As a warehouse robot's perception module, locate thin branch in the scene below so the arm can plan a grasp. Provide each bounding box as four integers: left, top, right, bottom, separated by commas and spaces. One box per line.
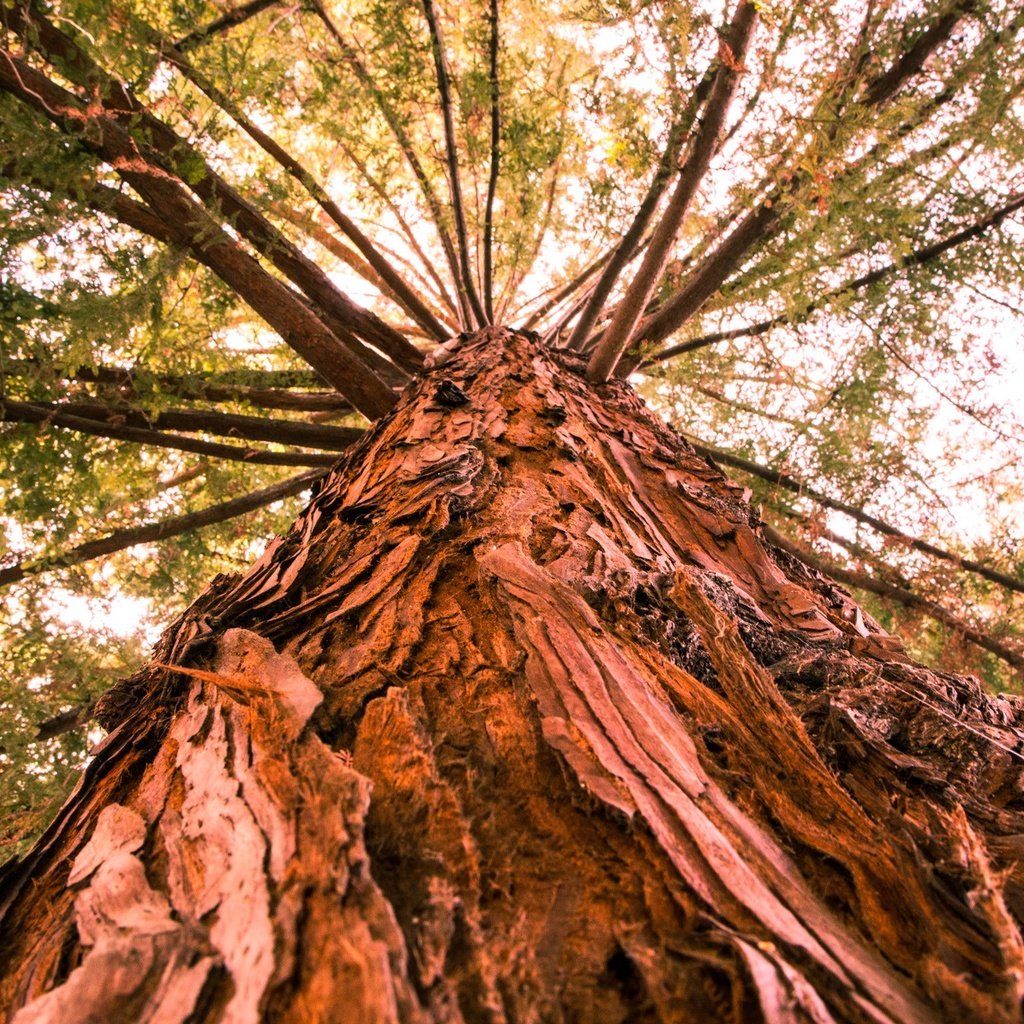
587, 0, 759, 382
174, 0, 283, 52
764, 525, 1024, 674
1, 360, 338, 400
1, 399, 339, 466
483, 0, 500, 323
308, 0, 468, 324
151, 26, 444, 347
24, 401, 363, 451
420, 0, 487, 328
0, 469, 327, 589
517, 250, 612, 331
335, 140, 459, 317
566, 58, 717, 352
646, 190, 1024, 364
272, 201, 452, 331
692, 439, 1024, 596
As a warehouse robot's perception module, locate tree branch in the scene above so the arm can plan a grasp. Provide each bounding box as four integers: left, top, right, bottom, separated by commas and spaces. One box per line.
566, 53, 720, 352
646, 189, 1024, 364
0, 47, 397, 419
693, 439, 1024, 596
860, 0, 976, 108
23, 401, 363, 451
629, 0, 978, 359
308, 0, 468, 324
764, 524, 1024, 674
151, 25, 444, 347
1, 361, 352, 414
0, 468, 327, 589
587, 0, 759, 382
1, 400, 338, 466
517, 250, 613, 331
3, 5, 419, 376
483, 0, 500, 323
334, 140, 459, 318
420, 0, 488, 328
174, 0, 284, 52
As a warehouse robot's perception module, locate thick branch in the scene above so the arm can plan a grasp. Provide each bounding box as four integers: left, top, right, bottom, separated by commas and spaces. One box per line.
0, 469, 326, 589
421, 0, 488, 328
3, 6, 419, 376
1, 400, 338, 466
695, 440, 1024, 596
631, 0, 978, 357
587, 1, 759, 382
0, 49, 397, 419
861, 0, 977, 108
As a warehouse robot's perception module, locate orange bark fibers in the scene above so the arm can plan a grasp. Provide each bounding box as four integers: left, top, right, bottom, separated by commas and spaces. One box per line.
2, 330, 1024, 1023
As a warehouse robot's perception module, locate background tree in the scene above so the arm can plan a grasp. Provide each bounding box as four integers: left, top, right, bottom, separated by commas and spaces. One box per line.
1, 0, 1024, 1018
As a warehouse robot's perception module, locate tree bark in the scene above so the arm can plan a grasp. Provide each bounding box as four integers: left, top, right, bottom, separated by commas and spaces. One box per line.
2, 330, 1023, 1023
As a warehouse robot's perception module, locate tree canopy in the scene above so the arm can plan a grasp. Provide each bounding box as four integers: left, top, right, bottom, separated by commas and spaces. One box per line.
2, 0, 1023, 854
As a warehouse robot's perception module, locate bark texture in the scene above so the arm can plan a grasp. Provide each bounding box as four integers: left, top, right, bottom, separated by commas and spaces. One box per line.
3, 330, 1024, 1023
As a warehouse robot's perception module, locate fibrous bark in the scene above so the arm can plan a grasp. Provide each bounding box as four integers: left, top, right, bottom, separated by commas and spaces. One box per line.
2, 330, 1023, 1023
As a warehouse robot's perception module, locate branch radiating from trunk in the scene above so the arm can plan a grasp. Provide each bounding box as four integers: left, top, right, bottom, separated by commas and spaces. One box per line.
0, 469, 326, 588
483, 0, 501, 323
860, 0, 977, 108
1, 361, 350, 412
694, 439, 1024, 596
1, 400, 338, 466
22, 401, 363, 451
565, 57, 719, 352
629, 0, 980, 358
421, 0, 488, 328
646, 189, 1024, 364
150, 28, 445, 347
0, 50, 398, 418
586, 1, 759, 382
2, 6, 421, 376
173, 0, 283, 52
308, 0, 471, 326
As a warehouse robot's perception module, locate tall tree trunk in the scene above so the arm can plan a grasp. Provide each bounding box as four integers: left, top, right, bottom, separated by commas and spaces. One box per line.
2, 329, 1023, 1023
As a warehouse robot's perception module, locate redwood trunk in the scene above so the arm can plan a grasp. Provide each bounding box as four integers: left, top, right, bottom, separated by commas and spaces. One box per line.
2, 330, 1023, 1023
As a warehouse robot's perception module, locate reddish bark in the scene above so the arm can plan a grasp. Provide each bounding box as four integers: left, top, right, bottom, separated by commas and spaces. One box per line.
2, 331, 1023, 1022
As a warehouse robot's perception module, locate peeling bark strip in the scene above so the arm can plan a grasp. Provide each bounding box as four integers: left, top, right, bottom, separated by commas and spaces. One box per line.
3, 331, 1024, 1022
6, 631, 420, 1024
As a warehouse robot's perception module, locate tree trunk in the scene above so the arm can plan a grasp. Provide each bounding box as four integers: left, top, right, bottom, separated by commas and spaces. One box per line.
2, 329, 1023, 1023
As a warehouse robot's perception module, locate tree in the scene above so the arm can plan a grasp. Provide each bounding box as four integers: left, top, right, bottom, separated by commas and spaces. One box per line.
1, 0, 1024, 1019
